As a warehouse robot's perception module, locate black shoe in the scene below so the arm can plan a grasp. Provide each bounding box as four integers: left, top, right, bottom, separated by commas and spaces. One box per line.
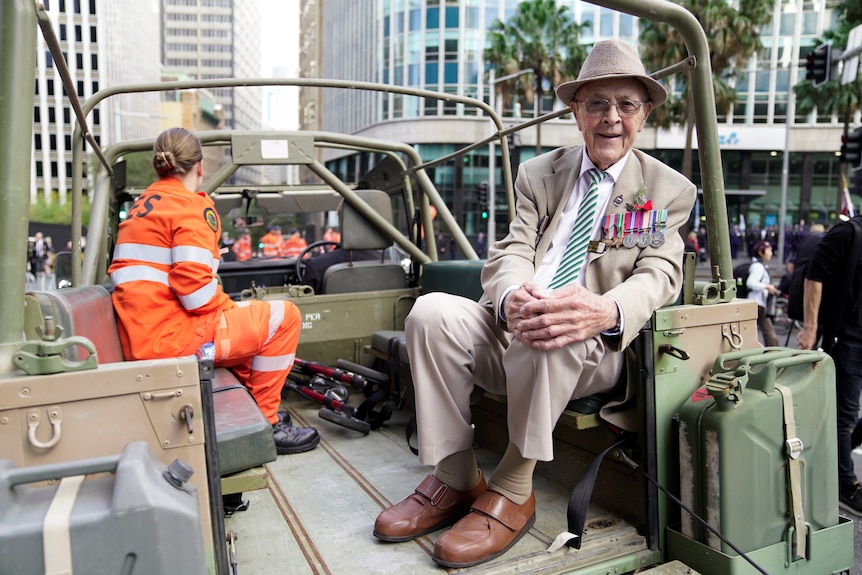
272, 420, 320, 454
223, 492, 250, 517
277, 410, 292, 425
839, 481, 862, 517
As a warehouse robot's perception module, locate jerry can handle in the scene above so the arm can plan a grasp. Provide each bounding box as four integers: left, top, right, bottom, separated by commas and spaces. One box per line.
0, 451, 120, 490
745, 351, 829, 394
712, 347, 812, 375
712, 349, 828, 395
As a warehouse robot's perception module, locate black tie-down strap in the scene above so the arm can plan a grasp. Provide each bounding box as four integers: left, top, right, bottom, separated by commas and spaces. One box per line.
548, 436, 630, 552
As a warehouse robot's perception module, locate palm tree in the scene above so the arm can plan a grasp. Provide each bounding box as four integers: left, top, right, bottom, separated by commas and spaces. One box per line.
485, 0, 590, 156
640, 0, 774, 179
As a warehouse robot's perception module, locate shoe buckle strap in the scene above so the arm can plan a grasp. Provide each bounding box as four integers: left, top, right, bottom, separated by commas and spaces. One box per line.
416, 476, 449, 505
471, 492, 529, 531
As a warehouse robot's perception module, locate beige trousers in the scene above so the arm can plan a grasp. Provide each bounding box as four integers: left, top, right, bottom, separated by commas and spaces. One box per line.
406, 292, 624, 464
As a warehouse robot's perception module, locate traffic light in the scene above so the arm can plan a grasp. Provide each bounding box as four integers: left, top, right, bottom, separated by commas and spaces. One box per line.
477, 182, 489, 220
805, 43, 831, 87
477, 181, 488, 206
843, 127, 862, 172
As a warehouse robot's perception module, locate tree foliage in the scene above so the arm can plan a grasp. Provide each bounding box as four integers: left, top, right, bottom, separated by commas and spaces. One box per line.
640, 0, 774, 177
29, 192, 92, 226
485, 0, 590, 128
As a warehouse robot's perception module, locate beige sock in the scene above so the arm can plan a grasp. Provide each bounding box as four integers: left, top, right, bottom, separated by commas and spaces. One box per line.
434, 449, 480, 491
487, 443, 536, 505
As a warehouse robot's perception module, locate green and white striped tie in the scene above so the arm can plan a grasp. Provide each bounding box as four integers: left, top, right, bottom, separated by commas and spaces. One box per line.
548, 168, 608, 289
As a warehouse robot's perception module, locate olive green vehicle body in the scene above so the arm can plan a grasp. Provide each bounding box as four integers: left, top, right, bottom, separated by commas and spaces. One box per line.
0, 0, 854, 573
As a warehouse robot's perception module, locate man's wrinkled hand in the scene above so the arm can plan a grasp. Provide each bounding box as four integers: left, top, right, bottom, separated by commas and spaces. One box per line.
511, 284, 619, 350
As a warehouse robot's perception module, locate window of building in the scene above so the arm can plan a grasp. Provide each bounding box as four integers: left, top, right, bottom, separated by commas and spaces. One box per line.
59, 23, 66, 41
92, 81, 98, 93
36, 162, 43, 177
77, 81, 84, 95
92, 108, 99, 125
47, 79, 54, 96
600, 8, 614, 37
91, 54, 98, 70
34, 107, 40, 123
73, 0, 80, 14
427, 6, 439, 28
51, 161, 59, 178
49, 108, 56, 123
76, 53, 83, 68
409, 7, 422, 31
445, 3, 459, 29
50, 134, 57, 151
34, 79, 39, 95
45, 51, 53, 68
63, 108, 70, 124
75, 25, 82, 42
89, 0, 95, 15
59, 0, 65, 10
64, 135, 71, 149
35, 134, 42, 150
90, 26, 97, 43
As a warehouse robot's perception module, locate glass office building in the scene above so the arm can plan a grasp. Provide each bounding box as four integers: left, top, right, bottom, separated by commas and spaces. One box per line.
305, 0, 860, 245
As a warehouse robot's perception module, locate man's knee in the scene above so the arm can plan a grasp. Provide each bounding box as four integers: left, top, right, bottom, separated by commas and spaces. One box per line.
406, 292, 474, 336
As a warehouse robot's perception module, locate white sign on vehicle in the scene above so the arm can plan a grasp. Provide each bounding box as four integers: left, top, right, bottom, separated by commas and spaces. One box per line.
261, 139, 290, 159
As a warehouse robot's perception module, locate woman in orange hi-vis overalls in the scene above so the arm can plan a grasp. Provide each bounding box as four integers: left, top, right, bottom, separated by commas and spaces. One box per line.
108, 127, 318, 455
232, 230, 253, 261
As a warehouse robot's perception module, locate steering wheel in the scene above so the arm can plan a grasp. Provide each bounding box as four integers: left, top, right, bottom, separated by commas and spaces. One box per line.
295, 240, 342, 284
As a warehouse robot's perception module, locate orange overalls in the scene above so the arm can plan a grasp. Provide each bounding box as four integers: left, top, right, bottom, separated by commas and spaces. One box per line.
280, 234, 307, 258
232, 235, 253, 261
108, 177, 300, 423
260, 231, 281, 258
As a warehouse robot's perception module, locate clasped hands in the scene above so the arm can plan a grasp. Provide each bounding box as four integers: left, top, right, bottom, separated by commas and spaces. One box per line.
504, 282, 619, 350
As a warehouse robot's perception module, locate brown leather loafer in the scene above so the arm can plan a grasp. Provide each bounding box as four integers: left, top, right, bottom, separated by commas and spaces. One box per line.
432, 490, 536, 568
373, 472, 486, 542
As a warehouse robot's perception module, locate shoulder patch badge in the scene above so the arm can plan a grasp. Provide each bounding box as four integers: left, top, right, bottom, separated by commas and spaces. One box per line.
204, 207, 218, 232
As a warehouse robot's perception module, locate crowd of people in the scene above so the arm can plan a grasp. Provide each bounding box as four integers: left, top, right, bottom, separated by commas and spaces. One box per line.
220, 225, 342, 263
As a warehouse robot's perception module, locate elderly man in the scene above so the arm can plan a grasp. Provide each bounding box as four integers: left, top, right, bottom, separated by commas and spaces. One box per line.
373, 40, 696, 567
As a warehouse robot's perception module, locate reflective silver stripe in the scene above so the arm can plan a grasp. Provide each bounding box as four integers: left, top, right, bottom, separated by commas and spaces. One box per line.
110, 265, 169, 287
173, 245, 219, 270
265, 300, 286, 343
251, 352, 294, 372
113, 243, 172, 265
178, 278, 219, 310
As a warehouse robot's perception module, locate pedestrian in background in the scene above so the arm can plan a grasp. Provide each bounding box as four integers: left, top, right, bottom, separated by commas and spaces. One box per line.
747, 240, 779, 347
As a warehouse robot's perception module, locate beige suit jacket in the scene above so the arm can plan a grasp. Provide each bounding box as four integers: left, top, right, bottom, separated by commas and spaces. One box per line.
481, 146, 696, 349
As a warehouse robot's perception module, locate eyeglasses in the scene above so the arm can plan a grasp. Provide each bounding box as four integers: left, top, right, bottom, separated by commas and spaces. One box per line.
574, 97, 646, 117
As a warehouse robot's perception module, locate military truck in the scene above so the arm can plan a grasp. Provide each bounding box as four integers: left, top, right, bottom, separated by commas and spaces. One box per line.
0, 0, 854, 573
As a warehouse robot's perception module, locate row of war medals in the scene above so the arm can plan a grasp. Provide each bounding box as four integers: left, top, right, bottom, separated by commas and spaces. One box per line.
590, 209, 668, 253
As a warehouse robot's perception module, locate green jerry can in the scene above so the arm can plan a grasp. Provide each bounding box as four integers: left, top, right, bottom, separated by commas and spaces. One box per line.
676, 347, 846, 570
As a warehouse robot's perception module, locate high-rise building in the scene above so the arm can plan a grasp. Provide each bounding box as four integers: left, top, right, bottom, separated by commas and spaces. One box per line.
32, 0, 161, 204
305, 0, 861, 241
161, 0, 263, 185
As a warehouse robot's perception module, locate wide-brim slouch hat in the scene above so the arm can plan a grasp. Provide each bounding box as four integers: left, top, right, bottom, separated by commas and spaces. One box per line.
555, 39, 667, 107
